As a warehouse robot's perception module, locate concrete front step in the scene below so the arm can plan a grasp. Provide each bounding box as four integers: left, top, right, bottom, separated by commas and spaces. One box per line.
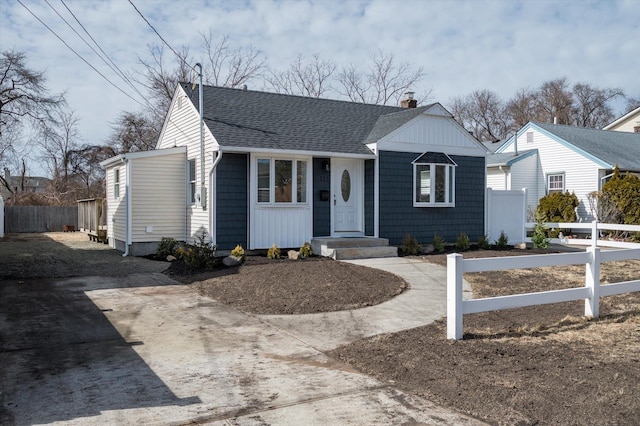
311, 237, 398, 260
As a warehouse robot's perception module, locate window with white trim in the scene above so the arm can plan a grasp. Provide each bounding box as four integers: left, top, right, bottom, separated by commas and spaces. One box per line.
188, 159, 197, 204
113, 168, 120, 199
257, 157, 308, 204
413, 152, 457, 207
547, 173, 564, 194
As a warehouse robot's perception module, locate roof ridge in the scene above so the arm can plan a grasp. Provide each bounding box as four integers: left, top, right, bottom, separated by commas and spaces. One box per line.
179, 81, 409, 111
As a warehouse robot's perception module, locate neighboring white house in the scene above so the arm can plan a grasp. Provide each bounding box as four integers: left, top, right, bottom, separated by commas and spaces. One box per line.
603, 106, 640, 133
487, 122, 640, 221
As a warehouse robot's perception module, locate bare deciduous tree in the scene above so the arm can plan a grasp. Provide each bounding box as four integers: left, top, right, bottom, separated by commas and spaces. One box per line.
450, 90, 509, 142
571, 83, 623, 128
201, 32, 266, 89
109, 111, 158, 154
506, 88, 541, 129
265, 53, 336, 98
38, 108, 80, 186
0, 50, 64, 165
537, 77, 574, 124
337, 50, 427, 105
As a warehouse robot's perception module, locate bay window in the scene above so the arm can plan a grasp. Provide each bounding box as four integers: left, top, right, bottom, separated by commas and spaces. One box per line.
413, 152, 457, 207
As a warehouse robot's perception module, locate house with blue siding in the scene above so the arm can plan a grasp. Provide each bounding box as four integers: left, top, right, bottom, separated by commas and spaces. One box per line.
101, 84, 487, 257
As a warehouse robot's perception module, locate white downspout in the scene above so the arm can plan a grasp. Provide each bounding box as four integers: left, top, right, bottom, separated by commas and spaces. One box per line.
208, 150, 223, 246
499, 165, 508, 190
122, 157, 131, 257
374, 153, 380, 238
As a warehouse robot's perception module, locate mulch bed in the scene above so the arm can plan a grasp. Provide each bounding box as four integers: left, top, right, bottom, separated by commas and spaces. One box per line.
177, 256, 407, 315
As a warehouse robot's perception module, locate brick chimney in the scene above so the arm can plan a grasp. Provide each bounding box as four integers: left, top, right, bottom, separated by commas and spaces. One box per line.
400, 91, 417, 108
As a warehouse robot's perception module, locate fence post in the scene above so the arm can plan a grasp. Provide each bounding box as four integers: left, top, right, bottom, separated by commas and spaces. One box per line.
585, 246, 601, 318
0, 195, 4, 238
521, 188, 528, 245
591, 220, 598, 249
447, 253, 464, 340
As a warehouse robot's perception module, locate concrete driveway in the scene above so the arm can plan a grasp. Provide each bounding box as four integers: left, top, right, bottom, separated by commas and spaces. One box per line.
1, 235, 483, 425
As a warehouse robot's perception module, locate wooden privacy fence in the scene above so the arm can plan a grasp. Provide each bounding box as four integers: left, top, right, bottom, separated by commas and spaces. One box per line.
447, 247, 640, 340
77, 198, 106, 233
3, 205, 77, 233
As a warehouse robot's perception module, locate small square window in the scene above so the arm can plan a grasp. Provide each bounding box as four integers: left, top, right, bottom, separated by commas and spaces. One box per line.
547, 173, 564, 193
526, 131, 534, 143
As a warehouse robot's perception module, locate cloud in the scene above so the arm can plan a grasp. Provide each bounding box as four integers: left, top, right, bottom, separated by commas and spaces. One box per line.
2, 0, 638, 175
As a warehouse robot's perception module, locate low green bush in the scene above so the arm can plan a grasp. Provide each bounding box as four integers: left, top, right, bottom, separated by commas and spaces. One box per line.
455, 232, 470, 251
299, 242, 313, 258
536, 191, 579, 223
433, 234, 445, 253
230, 244, 246, 259
267, 243, 281, 259
401, 233, 421, 255
156, 237, 179, 259
477, 234, 491, 250
494, 231, 509, 248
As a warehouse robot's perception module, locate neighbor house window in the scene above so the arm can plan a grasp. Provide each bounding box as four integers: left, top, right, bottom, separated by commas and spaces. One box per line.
547, 173, 564, 194
114, 168, 120, 199
413, 152, 457, 207
188, 159, 196, 204
526, 131, 534, 143
257, 157, 308, 204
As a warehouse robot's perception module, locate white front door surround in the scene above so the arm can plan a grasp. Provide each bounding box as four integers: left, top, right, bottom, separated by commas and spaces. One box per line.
332, 158, 364, 236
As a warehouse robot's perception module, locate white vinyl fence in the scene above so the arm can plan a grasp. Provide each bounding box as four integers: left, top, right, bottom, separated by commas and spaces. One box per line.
486, 188, 527, 245
525, 220, 640, 249
447, 246, 640, 340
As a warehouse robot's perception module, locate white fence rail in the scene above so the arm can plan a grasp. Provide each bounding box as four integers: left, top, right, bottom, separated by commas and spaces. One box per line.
525, 220, 640, 249
447, 247, 640, 340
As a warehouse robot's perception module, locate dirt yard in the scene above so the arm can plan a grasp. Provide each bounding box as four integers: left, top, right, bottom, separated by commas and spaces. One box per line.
2, 233, 638, 425
0, 232, 168, 280
331, 251, 640, 425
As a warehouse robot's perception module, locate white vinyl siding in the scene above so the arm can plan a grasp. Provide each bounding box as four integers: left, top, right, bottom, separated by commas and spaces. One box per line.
105, 165, 126, 245
129, 153, 186, 242
156, 86, 217, 242
502, 129, 603, 221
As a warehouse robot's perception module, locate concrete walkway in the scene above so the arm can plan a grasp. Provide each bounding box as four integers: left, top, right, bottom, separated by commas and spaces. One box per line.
260, 257, 473, 351
1, 260, 483, 425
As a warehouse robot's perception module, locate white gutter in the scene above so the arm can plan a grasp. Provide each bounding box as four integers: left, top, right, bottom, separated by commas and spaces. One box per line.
122, 157, 131, 257
208, 150, 223, 245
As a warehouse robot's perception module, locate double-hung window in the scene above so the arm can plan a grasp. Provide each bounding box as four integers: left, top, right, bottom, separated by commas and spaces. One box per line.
547, 173, 564, 194
256, 157, 308, 204
188, 159, 197, 204
413, 152, 457, 207
114, 168, 120, 199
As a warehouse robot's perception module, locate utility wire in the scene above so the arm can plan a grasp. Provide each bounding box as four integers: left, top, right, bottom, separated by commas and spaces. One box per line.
127, 0, 195, 71
57, 0, 153, 109
17, 0, 145, 108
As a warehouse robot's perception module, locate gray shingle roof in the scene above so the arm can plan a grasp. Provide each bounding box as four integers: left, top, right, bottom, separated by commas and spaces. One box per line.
534, 122, 640, 171
486, 149, 537, 167
180, 83, 427, 155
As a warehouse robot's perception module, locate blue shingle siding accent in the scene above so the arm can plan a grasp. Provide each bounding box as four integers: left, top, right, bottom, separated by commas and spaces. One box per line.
378, 151, 485, 245
365, 159, 375, 236
216, 153, 248, 250
313, 157, 331, 236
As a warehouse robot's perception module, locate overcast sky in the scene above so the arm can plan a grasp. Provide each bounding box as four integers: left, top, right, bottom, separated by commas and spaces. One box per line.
2, 0, 639, 175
